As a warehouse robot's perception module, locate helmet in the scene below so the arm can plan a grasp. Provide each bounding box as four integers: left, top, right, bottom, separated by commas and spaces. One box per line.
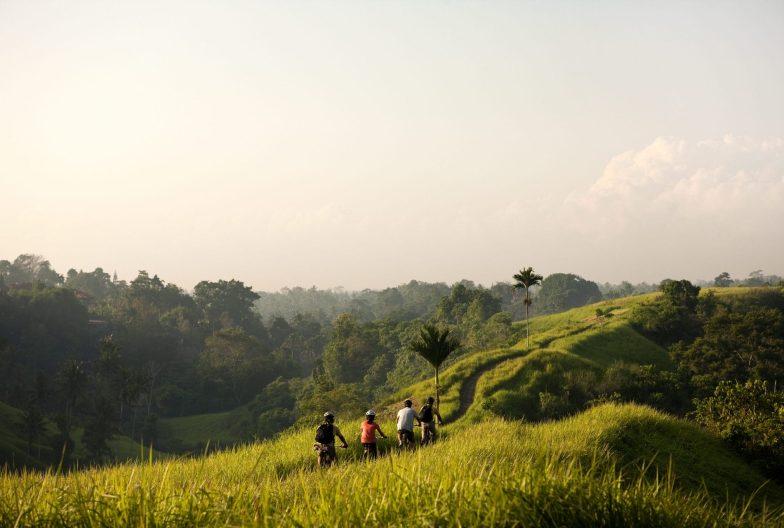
426, 396, 435, 404
323, 411, 334, 421
365, 409, 376, 417
404, 399, 412, 407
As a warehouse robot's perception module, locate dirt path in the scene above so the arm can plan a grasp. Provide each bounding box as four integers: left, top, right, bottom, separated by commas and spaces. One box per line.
449, 321, 599, 422
450, 352, 525, 422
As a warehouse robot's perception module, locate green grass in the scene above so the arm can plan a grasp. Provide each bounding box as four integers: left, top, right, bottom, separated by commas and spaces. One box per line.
2, 404, 782, 527
156, 407, 251, 453
377, 345, 529, 421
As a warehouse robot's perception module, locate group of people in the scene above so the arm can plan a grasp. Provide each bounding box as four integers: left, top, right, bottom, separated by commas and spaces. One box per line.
314, 397, 443, 466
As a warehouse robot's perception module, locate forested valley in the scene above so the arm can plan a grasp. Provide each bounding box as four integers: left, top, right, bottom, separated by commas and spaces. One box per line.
1, 253, 782, 480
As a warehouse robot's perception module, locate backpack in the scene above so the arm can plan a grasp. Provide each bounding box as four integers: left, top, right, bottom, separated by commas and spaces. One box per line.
420, 404, 433, 423
315, 423, 334, 444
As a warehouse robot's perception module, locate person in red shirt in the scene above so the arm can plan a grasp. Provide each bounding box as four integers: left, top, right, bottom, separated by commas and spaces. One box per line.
360, 409, 386, 460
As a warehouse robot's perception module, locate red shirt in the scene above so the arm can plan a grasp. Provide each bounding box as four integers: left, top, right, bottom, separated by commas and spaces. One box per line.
360, 420, 382, 443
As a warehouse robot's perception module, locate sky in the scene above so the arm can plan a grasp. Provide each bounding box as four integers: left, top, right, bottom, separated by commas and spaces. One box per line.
1, 1, 783, 292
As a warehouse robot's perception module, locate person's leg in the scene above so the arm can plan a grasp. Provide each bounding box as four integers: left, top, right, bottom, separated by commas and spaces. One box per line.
403, 430, 413, 449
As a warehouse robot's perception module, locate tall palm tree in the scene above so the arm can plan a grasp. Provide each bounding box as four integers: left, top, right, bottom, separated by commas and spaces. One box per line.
410, 324, 460, 409
513, 267, 543, 348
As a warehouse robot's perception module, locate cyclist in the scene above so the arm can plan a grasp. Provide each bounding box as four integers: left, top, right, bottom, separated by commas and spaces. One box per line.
360, 409, 386, 459
396, 399, 420, 449
314, 412, 348, 467
419, 396, 443, 445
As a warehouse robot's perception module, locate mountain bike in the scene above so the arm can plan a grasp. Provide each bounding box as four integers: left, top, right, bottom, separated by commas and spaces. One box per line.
397, 429, 416, 451
314, 443, 346, 468
419, 421, 442, 446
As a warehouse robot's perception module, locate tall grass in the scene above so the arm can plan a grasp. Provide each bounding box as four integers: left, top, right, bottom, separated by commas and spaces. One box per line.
2, 407, 782, 527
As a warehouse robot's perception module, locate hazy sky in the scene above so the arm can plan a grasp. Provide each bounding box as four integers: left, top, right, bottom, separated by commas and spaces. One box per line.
2, 1, 783, 292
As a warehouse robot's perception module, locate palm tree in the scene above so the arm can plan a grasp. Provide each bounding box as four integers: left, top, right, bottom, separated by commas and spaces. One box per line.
513, 267, 543, 348
410, 324, 460, 409
58, 360, 86, 433
21, 404, 46, 458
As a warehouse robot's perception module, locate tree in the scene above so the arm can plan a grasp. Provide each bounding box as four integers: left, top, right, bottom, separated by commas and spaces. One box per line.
536, 273, 602, 315
513, 267, 543, 348
199, 328, 270, 405
193, 279, 263, 337
410, 324, 460, 409
694, 379, 784, 479
714, 272, 732, 288
321, 313, 379, 384
83, 395, 118, 462
65, 267, 116, 301
20, 404, 47, 458
671, 304, 784, 394
2, 254, 63, 286
58, 360, 87, 433
659, 279, 701, 311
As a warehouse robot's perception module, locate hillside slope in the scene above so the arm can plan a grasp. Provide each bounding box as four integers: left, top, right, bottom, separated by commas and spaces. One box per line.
2, 403, 781, 527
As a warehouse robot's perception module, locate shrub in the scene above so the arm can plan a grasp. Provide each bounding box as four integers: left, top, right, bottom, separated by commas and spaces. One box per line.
694, 379, 784, 481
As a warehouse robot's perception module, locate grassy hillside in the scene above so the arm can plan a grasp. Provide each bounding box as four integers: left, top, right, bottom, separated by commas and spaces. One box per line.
3, 289, 783, 525
0, 401, 52, 468
157, 407, 252, 453
2, 403, 781, 527
0, 401, 166, 469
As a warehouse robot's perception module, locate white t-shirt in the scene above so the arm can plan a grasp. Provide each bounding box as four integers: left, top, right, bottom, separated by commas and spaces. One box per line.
396, 407, 419, 431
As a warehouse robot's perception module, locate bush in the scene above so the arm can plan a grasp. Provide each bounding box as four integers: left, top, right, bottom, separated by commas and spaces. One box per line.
694, 379, 784, 481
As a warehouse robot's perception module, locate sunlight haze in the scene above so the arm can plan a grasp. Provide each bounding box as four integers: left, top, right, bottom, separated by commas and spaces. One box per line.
2, 1, 783, 291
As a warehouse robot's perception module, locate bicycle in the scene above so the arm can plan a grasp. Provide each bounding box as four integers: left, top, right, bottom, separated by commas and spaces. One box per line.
314, 443, 346, 468
397, 429, 416, 451
419, 421, 443, 446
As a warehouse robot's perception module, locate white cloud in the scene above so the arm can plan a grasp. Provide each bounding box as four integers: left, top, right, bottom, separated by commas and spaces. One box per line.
565, 135, 784, 236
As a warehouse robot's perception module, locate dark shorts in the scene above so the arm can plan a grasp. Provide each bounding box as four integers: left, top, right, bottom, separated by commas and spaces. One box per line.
362, 442, 378, 458
398, 429, 414, 444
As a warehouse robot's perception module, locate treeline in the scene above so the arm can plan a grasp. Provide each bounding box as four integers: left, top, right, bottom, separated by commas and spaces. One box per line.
0, 255, 533, 466
5, 253, 778, 470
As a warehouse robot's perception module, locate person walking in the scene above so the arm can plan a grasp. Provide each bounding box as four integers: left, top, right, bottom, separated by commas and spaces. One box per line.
360, 409, 386, 460
396, 399, 420, 450
314, 411, 348, 467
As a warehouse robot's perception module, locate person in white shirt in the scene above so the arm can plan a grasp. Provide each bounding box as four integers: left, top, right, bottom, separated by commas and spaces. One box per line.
395, 399, 420, 449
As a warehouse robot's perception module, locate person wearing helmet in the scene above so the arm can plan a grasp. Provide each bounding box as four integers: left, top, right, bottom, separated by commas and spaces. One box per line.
419, 396, 443, 445
360, 409, 386, 460
314, 412, 348, 467
396, 398, 420, 450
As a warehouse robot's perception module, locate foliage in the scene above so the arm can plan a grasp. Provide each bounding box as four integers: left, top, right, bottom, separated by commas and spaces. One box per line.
591, 362, 691, 414
660, 279, 701, 311
694, 379, 784, 480
630, 280, 705, 347
513, 266, 543, 348
536, 273, 602, 314
321, 314, 380, 384
199, 328, 277, 406
409, 324, 461, 407
672, 303, 784, 395
193, 279, 264, 337
714, 271, 733, 288
0, 254, 63, 287
65, 267, 118, 302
